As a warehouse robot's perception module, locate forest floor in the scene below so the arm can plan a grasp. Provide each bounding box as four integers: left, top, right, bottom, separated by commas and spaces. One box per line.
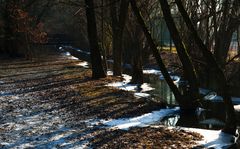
0, 49, 217, 149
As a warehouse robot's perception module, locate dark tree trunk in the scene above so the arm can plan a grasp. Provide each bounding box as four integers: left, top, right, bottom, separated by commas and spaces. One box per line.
131, 58, 143, 84
4, 1, 18, 57
130, 32, 143, 84
159, 0, 199, 106
130, 0, 183, 104
110, 0, 129, 76
175, 0, 236, 134
85, 0, 106, 79
238, 27, 240, 55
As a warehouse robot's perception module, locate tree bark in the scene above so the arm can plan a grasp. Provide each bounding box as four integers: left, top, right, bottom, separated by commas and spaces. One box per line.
111, 0, 129, 76
130, 0, 183, 105
85, 0, 106, 79
159, 0, 199, 104
130, 29, 143, 84
4, 1, 18, 57
175, 0, 236, 134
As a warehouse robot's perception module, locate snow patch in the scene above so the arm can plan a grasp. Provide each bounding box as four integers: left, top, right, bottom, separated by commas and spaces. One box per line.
200, 88, 240, 104
106, 74, 154, 92
134, 92, 150, 98
63, 52, 79, 60
69, 56, 79, 60
63, 46, 90, 55
89, 107, 180, 130
77, 62, 89, 68
143, 69, 162, 75
64, 52, 71, 56
185, 128, 238, 149
234, 105, 240, 112
143, 69, 180, 84
107, 71, 113, 76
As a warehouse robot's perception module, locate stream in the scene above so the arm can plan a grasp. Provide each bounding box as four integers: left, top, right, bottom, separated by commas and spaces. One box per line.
59, 45, 240, 148
60, 45, 240, 130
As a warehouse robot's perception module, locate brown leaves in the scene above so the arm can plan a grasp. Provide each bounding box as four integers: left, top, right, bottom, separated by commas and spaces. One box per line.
91, 127, 203, 149
7, 3, 47, 44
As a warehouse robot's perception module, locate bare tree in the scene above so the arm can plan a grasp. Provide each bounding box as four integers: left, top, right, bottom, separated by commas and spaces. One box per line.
110, 0, 129, 76
159, 0, 199, 105
175, 0, 236, 134
85, 0, 106, 79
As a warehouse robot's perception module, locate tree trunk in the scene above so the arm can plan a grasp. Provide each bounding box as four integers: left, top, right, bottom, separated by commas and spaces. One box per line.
130, 0, 183, 105
4, 1, 18, 57
85, 0, 106, 79
175, 0, 236, 134
159, 0, 199, 105
110, 0, 129, 76
238, 27, 240, 55
130, 31, 143, 84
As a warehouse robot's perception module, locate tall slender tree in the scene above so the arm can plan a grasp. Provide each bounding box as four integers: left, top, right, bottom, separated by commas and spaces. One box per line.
110, 0, 129, 76
85, 0, 106, 79
159, 0, 199, 104
130, 0, 185, 108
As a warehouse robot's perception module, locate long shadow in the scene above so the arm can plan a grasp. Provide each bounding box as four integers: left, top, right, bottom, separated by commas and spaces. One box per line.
0, 69, 82, 88
0, 65, 81, 79
55, 86, 165, 120
0, 76, 90, 96
0, 61, 78, 70
90, 129, 127, 148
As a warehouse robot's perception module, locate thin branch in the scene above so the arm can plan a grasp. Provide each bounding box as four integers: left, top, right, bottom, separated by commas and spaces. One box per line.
226, 53, 240, 65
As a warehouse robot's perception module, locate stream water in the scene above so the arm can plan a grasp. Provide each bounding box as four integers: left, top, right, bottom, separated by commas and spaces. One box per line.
143, 73, 239, 130
61, 45, 240, 130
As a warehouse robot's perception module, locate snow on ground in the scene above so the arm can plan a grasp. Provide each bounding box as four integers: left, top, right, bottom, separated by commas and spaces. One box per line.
63, 51, 90, 68
134, 92, 151, 98
143, 69, 162, 75
185, 128, 237, 148
0, 96, 93, 148
106, 73, 153, 92
106, 73, 153, 98
107, 71, 113, 76
76, 62, 89, 68
86, 106, 237, 148
143, 69, 180, 84
104, 69, 237, 148
94, 107, 180, 130
1, 51, 235, 148
63, 52, 79, 60
200, 88, 240, 105
234, 105, 240, 112
63, 46, 90, 55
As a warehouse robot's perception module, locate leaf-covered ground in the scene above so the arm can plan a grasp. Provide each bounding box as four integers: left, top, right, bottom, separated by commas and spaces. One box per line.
0, 49, 202, 148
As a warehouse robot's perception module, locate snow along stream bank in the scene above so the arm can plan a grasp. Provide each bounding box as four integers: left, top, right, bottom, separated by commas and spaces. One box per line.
104, 69, 238, 148
64, 48, 239, 148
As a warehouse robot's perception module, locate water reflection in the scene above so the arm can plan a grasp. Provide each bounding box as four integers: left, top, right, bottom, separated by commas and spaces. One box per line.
144, 74, 176, 105
144, 74, 228, 130
161, 115, 180, 126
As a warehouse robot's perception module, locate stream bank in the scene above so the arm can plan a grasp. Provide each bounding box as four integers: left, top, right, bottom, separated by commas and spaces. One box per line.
0, 47, 239, 148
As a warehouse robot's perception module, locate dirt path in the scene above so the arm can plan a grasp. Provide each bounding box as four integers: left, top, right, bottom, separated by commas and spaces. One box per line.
0, 49, 202, 148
